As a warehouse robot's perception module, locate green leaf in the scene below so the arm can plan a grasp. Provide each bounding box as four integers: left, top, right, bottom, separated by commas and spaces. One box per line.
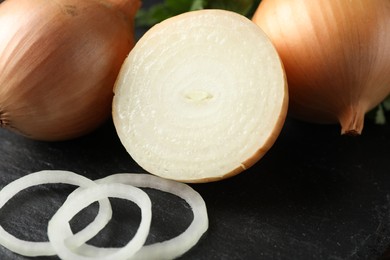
382, 96, 390, 111
135, 0, 261, 28
136, 0, 197, 27
165, 0, 194, 13
206, 0, 253, 15
135, 5, 173, 27
375, 104, 387, 125
190, 0, 207, 11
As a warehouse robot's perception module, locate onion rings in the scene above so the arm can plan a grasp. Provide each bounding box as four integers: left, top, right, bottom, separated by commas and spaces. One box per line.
0, 171, 208, 259
0, 170, 112, 257
48, 183, 152, 260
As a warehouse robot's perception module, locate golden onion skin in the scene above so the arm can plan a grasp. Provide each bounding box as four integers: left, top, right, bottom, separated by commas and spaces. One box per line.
0, 0, 140, 141
253, 0, 390, 135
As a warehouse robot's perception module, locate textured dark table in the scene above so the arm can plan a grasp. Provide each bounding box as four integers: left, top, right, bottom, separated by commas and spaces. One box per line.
1, 117, 390, 260
1, 0, 390, 259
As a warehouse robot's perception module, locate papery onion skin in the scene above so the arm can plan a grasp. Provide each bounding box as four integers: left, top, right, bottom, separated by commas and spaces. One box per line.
253, 0, 390, 135
0, 0, 140, 141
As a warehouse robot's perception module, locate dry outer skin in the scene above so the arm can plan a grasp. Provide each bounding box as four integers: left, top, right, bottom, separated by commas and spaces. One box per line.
0, 0, 140, 141
113, 10, 288, 183
252, 0, 390, 135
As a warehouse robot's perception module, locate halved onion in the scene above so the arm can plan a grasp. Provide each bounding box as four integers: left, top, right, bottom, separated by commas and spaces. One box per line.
0, 170, 112, 257
47, 183, 152, 260
112, 9, 288, 182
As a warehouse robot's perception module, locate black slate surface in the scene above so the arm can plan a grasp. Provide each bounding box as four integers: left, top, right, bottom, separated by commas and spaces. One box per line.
1, 0, 390, 259
1, 117, 390, 260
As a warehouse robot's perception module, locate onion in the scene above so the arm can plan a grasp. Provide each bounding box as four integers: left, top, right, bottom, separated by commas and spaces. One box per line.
0, 170, 112, 257
0, 0, 140, 141
48, 183, 152, 260
113, 9, 288, 182
252, 0, 390, 135
0, 171, 208, 259
68, 173, 208, 260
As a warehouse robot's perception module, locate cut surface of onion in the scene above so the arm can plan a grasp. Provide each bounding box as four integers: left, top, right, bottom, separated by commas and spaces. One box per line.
48, 183, 152, 260
67, 173, 208, 260
112, 9, 288, 182
0, 170, 112, 257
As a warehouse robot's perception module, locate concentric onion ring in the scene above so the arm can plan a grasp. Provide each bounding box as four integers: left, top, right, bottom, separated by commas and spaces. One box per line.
68, 173, 208, 260
47, 183, 152, 260
0, 170, 112, 257
0, 171, 208, 259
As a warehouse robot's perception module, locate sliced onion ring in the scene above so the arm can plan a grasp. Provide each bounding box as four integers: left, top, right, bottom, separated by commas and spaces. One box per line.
0, 170, 112, 257
68, 173, 208, 260
0, 172, 208, 259
47, 183, 152, 260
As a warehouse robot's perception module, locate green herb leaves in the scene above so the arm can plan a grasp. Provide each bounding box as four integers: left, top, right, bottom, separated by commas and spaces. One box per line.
136, 0, 261, 27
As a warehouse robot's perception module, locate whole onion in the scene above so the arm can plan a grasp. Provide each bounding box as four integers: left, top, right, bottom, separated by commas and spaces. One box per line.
253, 0, 390, 135
0, 0, 140, 141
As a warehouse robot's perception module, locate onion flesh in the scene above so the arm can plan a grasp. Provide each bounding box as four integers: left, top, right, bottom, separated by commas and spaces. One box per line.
48, 183, 152, 260
69, 173, 209, 260
0, 170, 112, 257
113, 9, 288, 182
0, 171, 208, 259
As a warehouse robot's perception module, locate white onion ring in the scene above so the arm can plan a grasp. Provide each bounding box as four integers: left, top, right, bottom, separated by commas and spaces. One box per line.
47, 183, 152, 260
68, 173, 208, 260
0, 171, 208, 259
0, 170, 112, 257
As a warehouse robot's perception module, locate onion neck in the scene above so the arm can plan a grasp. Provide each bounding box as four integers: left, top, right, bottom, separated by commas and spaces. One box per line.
338, 105, 365, 135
